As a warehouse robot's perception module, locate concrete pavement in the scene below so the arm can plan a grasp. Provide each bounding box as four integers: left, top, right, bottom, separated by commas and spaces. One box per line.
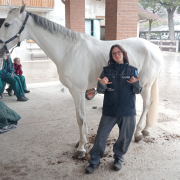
0, 52, 180, 180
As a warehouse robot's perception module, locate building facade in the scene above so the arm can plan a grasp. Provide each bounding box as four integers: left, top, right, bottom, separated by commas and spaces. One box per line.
0, 0, 156, 61
0, 0, 65, 61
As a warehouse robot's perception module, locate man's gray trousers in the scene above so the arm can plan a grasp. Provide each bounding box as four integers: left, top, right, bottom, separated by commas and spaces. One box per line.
88, 115, 136, 165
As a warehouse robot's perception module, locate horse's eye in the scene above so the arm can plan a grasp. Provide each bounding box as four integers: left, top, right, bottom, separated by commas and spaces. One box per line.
4, 23, 10, 27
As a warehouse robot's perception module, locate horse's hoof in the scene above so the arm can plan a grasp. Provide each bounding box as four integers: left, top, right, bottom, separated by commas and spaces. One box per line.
135, 135, 143, 142
75, 141, 79, 148
142, 130, 150, 137
73, 151, 86, 159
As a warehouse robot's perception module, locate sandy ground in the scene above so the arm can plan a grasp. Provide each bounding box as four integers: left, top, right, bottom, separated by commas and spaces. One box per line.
0, 52, 180, 180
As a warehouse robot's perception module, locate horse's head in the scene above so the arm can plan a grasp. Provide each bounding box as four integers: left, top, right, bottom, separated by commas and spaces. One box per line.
0, 4, 27, 58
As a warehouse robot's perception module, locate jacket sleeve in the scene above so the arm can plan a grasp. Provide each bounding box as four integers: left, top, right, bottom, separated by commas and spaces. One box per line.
8, 58, 15, 74
0, 58, 3, 70
0, 59, 7, 76
132, 69, 142, 94
97, 70, 107, 94
0, 58, 3, 76
19, 64, 23, 75
132, 81, 142, 94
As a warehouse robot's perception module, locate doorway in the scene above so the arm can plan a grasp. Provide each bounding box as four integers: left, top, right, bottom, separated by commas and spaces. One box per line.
0, 19, 5, 28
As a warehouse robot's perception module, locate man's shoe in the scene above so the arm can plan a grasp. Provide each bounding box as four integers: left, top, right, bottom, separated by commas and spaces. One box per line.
113, 159, 122, 171
24, 89, 30, 93
23, 94, 29, 100
85, 163, 100, 174
17, 96, 28, 102
6, 88, 13, 96
0, 93, 3, 99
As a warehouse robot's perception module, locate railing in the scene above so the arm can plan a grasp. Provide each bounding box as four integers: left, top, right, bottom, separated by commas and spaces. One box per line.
150, 40, 179, 53
0, 0, 54, 8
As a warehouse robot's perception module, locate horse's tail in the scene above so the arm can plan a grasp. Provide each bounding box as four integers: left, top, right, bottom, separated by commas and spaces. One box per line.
146, 76, 159, 127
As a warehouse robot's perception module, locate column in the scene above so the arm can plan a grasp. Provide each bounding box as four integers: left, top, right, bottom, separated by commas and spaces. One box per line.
105, 0, 139, 40
65, 0, 85, 33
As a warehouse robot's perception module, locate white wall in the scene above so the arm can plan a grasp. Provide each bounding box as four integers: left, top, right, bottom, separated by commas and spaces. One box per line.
0, 10, 8, 18
85, 0, 105, 19
46, 0, 65, 26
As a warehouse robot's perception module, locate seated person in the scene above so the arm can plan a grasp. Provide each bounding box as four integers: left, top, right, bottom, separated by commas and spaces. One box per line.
0, 101, 21, 134
0, 54, 28, 101
7, 57, 30, 95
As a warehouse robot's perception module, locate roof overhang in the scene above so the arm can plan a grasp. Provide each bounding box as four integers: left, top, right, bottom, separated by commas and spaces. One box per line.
0, 5, 53, 12
138, 7, 159, 21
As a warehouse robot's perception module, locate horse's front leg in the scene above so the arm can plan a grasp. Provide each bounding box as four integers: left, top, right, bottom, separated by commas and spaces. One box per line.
70, 88, 88, 158
134, 86, 152, 142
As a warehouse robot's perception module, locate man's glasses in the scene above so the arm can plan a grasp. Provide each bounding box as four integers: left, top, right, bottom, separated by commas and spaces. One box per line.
112, 51, 122, 56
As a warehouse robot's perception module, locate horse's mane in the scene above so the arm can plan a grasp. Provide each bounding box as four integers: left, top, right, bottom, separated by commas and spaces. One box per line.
30, 12, 79, 41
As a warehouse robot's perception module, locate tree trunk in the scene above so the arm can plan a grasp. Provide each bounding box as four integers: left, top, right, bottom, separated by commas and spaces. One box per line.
147, 19, 153, 41
167, 9, 175, 41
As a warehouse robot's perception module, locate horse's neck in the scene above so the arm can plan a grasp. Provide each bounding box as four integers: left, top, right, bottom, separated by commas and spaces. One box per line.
26, 17, 77, 65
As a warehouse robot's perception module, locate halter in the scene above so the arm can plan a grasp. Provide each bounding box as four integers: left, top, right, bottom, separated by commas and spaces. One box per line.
0, 12, 30, 54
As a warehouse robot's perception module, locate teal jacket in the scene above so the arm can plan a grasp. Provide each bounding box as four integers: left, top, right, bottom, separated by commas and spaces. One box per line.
0, 57, 15, 78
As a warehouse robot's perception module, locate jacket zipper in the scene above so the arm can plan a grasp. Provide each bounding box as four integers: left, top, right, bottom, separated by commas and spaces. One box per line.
116, 67, 124, 116
116, 73, 120, 116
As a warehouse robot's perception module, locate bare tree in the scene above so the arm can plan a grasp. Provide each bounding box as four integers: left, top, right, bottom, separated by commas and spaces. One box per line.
140, 0, 180, 40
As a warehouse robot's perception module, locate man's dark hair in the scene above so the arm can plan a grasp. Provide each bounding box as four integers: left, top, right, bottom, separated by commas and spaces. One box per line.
108, 44, 129, 65
13, 57, 20, 63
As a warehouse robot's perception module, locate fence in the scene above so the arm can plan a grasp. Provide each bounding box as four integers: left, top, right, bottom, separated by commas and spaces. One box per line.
0, 0, 54, 8
150, 40, 179, 53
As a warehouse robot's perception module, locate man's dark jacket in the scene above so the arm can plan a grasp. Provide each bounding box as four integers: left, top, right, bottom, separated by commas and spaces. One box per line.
97, 63, 142, 117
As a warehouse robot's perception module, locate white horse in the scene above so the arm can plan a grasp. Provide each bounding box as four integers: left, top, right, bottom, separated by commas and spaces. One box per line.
0, 5, 163, 158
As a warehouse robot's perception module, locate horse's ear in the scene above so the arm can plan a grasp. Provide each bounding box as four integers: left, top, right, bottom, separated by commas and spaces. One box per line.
8, 3, 14, 10
19, 4, 26, 14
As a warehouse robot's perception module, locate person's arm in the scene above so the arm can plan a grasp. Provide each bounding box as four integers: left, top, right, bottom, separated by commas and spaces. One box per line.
6, 57, 15, 77
97, 71, 108, 94
9, 58, 15, 74
0, 58, 3, 76
127, 69, 142, 94
132, 81, 142, 94
0, 58, 3, 70
19, 64, 23, 75
0, 58, 7, 76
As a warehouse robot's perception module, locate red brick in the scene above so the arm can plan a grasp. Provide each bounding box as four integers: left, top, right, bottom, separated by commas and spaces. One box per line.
65, 0, 85, 33
105, 0, 138, 40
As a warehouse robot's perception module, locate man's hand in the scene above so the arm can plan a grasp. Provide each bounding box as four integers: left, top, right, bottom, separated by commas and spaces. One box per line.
11, 73, 14, 78
97, 77, 112, 85
127, 76, 140, 84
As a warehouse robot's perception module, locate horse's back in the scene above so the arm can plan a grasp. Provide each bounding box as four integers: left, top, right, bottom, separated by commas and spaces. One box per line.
114, 38, 164, 86
68, 37, 163, 89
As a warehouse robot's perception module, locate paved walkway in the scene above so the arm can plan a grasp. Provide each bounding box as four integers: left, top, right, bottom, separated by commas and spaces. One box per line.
0, 52, 180, 180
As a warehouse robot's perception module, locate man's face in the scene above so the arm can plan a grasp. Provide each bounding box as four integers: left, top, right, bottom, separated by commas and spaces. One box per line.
112, 47, 124, 64
15, 59, 21, 65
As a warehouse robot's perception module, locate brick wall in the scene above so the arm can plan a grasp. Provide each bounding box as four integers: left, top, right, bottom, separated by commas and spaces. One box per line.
65, 0, 85, 33
105, 0, 139, 40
